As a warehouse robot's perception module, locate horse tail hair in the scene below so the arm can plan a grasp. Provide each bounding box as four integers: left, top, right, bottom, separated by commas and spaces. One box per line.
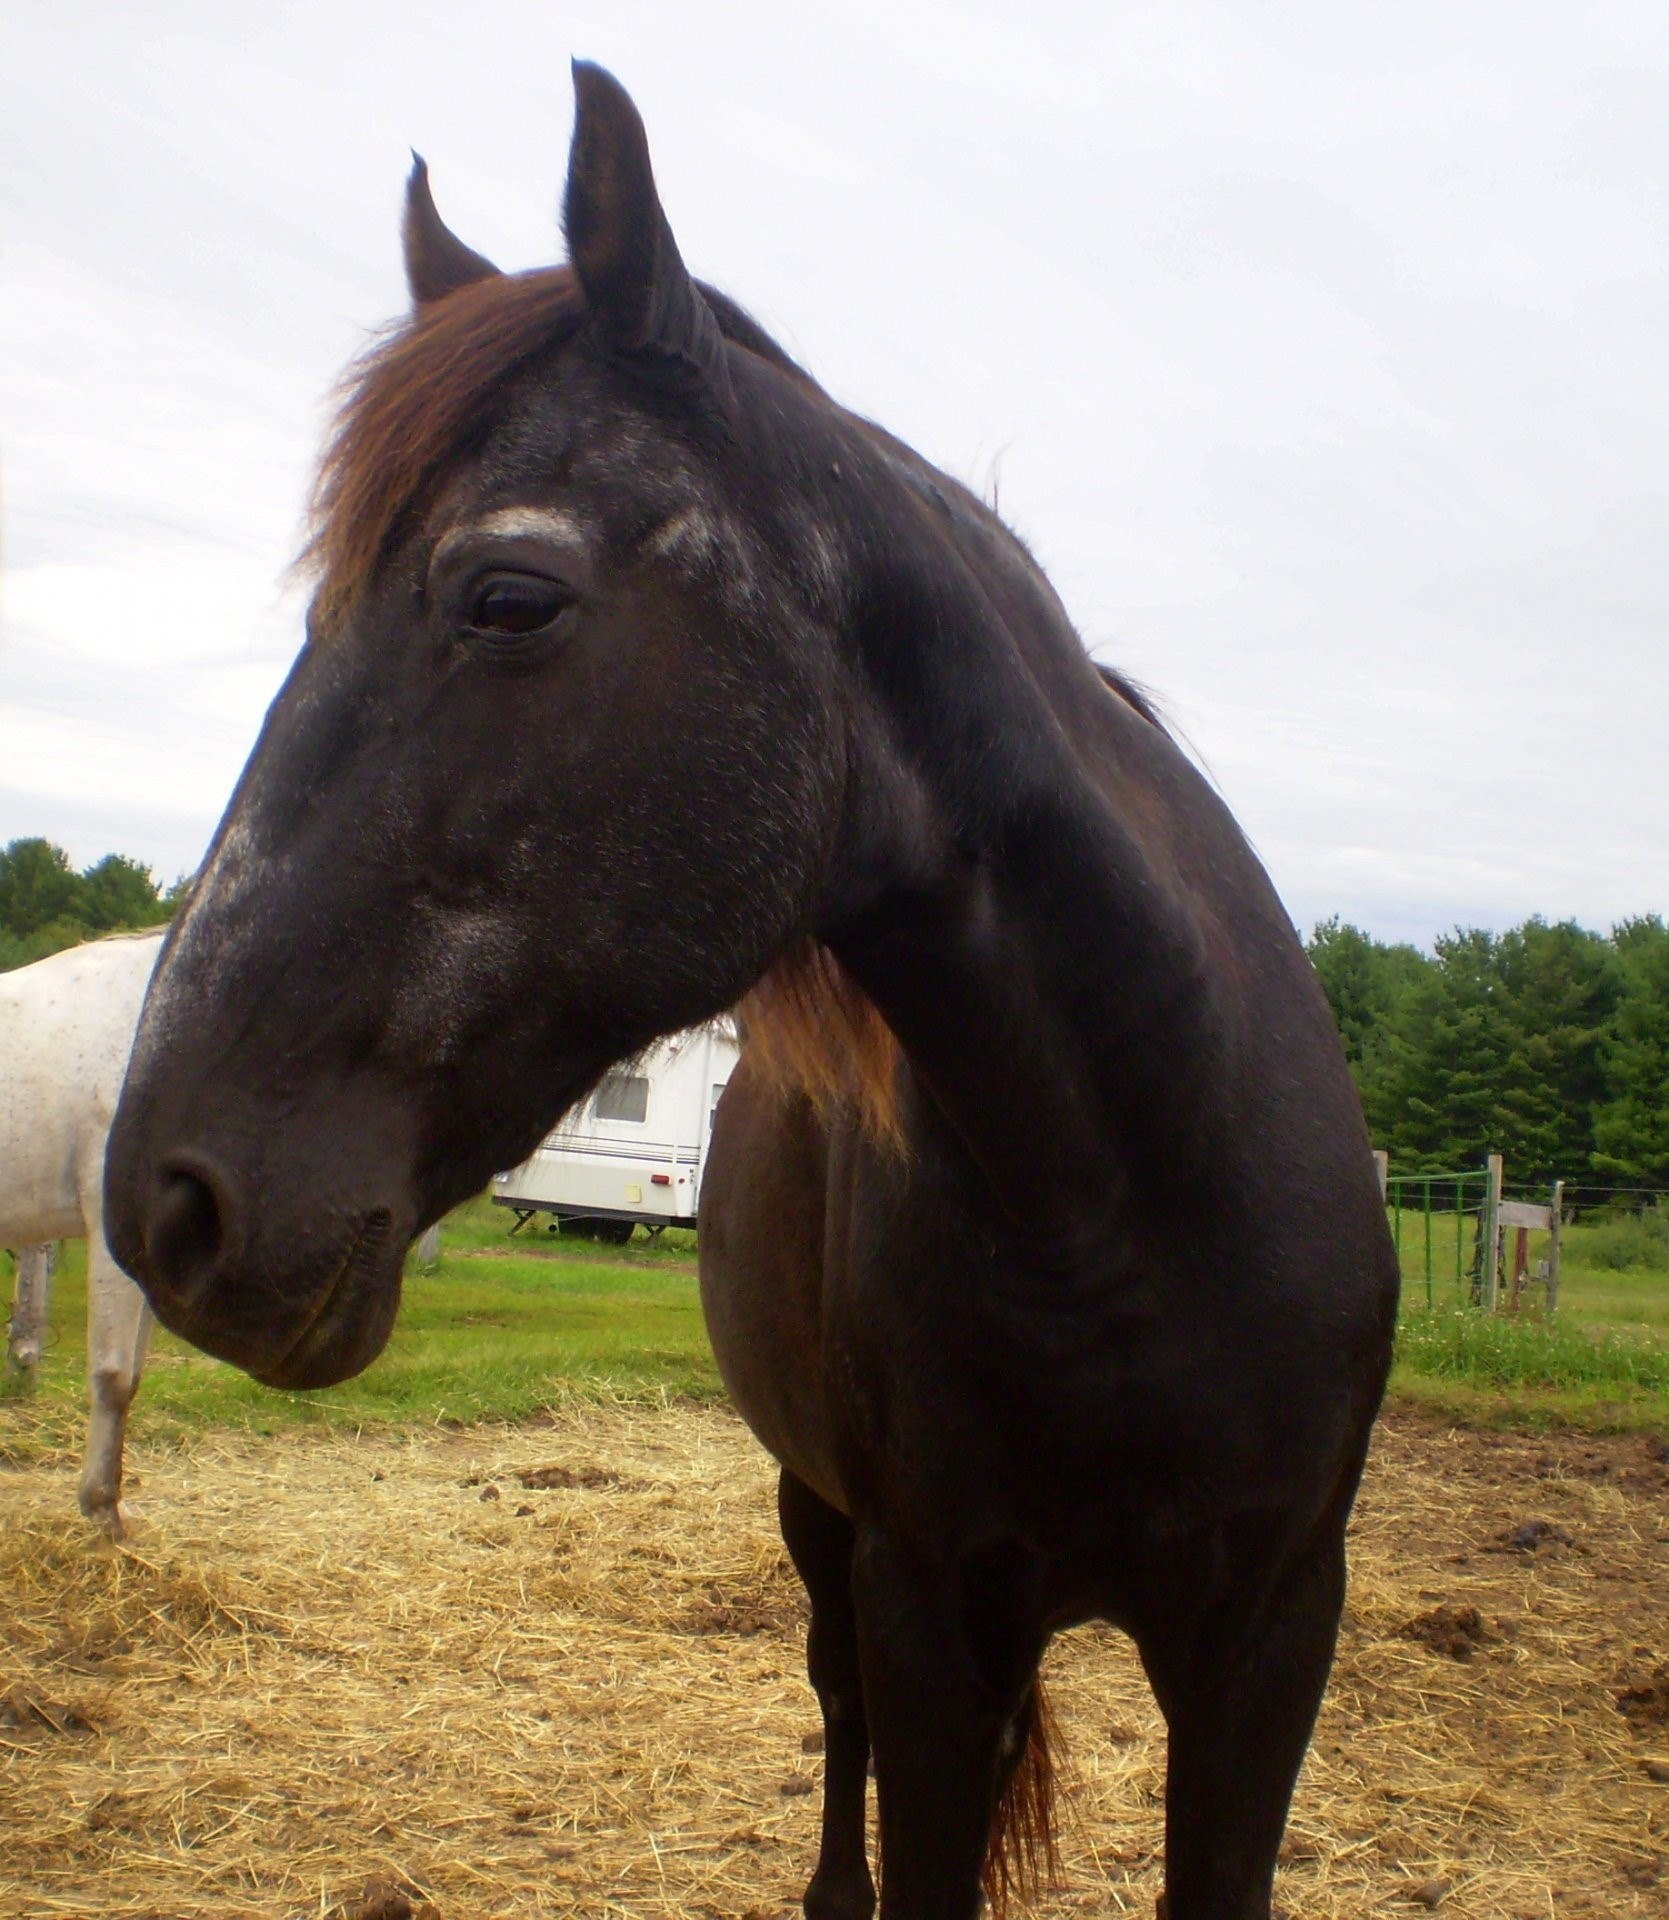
982, 1678, 1062, 1917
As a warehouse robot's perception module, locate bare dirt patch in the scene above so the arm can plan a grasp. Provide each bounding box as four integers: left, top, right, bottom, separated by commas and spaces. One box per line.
1, 1405, 1665, 1917
1618, 1669, 1669, 1728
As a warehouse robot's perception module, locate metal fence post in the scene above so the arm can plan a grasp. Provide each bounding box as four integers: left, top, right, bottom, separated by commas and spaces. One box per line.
1454, 1175, 1466, 1301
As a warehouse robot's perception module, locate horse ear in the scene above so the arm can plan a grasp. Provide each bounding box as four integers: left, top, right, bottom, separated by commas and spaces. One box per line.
403, 155, 501, 308
563, 61, 730, 404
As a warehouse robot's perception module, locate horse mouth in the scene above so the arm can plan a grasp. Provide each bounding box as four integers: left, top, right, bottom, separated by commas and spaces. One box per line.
254, 1208, 402, 1391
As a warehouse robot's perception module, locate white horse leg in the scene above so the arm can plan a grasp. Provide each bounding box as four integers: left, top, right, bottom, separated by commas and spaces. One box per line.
7, 1243, 55, 1375
79, 1227, 153, 1537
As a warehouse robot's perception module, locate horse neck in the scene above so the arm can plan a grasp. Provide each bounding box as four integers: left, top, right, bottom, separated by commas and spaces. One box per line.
821, 527, 1233, 1241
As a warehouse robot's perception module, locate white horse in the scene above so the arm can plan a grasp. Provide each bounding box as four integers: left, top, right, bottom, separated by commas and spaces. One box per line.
2, 930, 163, 1533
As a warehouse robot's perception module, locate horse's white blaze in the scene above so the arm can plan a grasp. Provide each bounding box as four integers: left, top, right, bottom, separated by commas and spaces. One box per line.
1, 933, 162, 1533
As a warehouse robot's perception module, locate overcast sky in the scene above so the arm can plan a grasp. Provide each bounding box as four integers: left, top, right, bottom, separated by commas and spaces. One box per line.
2, 0, 1664, 947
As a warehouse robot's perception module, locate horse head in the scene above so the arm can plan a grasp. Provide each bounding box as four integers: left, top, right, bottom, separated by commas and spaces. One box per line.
105, 65, 886, 1388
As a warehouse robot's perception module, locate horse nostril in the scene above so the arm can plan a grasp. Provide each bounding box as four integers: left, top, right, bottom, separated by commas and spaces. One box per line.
146, 1162, 229, 1307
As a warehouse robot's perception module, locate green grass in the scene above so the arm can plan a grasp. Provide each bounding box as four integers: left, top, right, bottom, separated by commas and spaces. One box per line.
1384, 1204, 1669, 1431
0, 1197, 720, 1466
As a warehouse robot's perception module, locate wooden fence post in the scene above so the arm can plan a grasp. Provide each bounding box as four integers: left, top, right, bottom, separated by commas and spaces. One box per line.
1547, 1180, 1564, 1315
1483, 1153, 1504, 1311
414, 1224, 442, 1269
1509, 1227, 1529, 1312
1373, 1150, 1389, 1201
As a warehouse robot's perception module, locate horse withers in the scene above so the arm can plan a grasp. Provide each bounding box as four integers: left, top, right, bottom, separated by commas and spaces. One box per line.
3, 932, 162, 1532
105, 65, 1398, 1919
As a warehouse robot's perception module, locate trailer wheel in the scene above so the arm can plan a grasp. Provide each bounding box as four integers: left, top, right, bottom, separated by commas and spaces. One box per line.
593, 1219, 634, 1245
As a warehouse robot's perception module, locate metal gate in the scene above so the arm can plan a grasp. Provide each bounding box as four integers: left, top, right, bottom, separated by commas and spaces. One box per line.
1384, 1157, 1564, 1311
1385, 1166, 1494, 1310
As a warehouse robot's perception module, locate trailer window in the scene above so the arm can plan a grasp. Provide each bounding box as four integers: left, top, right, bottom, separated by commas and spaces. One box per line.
594, 1073, 649, 1124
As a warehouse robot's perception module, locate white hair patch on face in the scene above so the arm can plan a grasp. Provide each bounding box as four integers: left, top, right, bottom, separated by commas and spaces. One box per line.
433, 506, 590, 565
644, 505, 726, 563
641, 505, 775, 619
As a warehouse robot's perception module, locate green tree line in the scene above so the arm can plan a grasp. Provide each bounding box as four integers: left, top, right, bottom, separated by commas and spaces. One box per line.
0, 837, 182, 971
1307, 915, 1669, 1190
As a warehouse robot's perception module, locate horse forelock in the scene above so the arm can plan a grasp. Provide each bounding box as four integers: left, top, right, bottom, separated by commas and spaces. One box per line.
305, 268, 588, 619
303, 268, 816, 624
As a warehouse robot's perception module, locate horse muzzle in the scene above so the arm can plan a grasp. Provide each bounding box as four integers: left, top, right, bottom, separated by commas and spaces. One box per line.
106, 1091, 419, 1390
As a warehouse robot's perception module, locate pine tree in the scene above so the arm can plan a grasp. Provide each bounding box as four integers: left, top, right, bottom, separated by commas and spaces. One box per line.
1305, 918, 1432, 1070
1593, 917, 1669, 1187
1490, 920, 1618, 1183
1362, 928, 1512, 1171
1361, 920, 1621, 1182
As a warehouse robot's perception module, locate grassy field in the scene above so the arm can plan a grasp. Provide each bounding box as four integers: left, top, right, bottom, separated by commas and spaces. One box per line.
5, 1197, 1667, 1452
1386, 1203, 1669, 1430
0, 1197, 720, 1465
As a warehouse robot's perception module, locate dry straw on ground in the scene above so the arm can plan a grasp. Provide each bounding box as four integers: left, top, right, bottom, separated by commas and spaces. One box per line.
2, 1404, 1667, 1919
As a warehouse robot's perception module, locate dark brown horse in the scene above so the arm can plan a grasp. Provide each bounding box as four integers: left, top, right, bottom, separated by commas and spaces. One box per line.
105, 64, 1398, 1920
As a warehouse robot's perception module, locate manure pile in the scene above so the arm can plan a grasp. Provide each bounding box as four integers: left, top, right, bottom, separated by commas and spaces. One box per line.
1, 1406, 1666, 1918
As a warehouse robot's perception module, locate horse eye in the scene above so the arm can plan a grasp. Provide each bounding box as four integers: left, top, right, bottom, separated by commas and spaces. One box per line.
467, 572, 569, 638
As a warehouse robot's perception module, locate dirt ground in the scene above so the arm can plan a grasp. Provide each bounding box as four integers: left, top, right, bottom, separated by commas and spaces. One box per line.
1, 1404, 1666, 1920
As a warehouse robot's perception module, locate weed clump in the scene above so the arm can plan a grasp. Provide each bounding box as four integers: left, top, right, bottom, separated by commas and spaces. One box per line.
1578, 1206, 1669, 1273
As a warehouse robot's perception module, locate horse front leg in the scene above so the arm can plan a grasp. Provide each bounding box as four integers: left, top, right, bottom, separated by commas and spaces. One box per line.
1140, 1522, 1347, 1920
779, 1470, 876, 1920
851, 1529, 1048, 1920
78, 1220, 153, 1537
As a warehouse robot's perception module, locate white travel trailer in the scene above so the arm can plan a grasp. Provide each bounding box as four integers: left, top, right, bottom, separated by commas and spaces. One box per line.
491, 1023, 741, 1240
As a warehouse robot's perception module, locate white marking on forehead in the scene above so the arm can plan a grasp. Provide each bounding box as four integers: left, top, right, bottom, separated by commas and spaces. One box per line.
434, 506, 589, 563
644, 505, 725, 561
640, 501, 771, 612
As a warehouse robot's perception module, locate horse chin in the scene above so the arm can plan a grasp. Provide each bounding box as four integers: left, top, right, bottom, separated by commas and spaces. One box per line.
254, 1258, 404, 1391
244, 1210, 408, 1390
